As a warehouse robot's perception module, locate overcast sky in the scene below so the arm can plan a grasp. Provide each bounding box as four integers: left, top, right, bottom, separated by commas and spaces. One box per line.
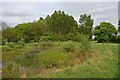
0, 1, 119, 28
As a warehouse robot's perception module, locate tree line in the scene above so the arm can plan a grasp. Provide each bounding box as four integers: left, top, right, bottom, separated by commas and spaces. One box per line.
1, 10, 120, 44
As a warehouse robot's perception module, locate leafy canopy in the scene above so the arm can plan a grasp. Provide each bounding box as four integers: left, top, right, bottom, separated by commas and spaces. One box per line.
79, 14, 94, 39
93, 22, 117, 42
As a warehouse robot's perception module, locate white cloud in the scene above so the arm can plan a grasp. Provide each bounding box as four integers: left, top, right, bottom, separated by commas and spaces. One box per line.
88, 3, 118, 28
2, 10, 34, 17
89, 5, 117, 14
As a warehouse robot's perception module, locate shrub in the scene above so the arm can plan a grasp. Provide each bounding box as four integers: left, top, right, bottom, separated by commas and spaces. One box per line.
2, 45, 11, 52
79, 34, 91, 53
0, 38, 6, 45
63, 41, 75, 52
17, 41, 25, 46
40, 36, 54, 42
74, 34, 83, 42
14, 44, 23, 49
98, 34, 109, 43
66, 33, 75, 41
24, 37, 30, 43
53, 34, 66, 41
5, 42, 15, 48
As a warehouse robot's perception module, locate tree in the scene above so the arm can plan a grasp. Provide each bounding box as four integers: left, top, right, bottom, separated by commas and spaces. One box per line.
14, 19, 48, 43
79, 14, 94, 39
2, 28, 17, 42
47, 10, 78, 35
93, 22, 117, 42
116, 20, 120, 43
39, 17, 43, 21
0, 21, 10, 30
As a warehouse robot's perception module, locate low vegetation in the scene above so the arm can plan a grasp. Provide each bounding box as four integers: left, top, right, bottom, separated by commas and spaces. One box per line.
2, 37, 118, 78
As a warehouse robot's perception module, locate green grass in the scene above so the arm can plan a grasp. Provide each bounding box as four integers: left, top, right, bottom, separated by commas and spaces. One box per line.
2, 41, 119, 78
48, 42, 118, 78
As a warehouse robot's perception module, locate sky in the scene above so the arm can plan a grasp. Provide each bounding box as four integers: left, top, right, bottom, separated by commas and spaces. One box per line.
119, 1, 120, 20
0, 1, 119, 29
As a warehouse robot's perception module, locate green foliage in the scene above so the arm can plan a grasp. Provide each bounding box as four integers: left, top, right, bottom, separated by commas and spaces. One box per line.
2, 45, 11, 52
47, 10, 78, 35
2, 41, 118, 78
16, 10, 76, 42
79, 34, 91, 53
40, 36, 54, 41
2, 10, 119, 43
74, 33, 84, 42
93, 22, 117, 42
14, 19, 48, 43
116, 35, 120, 43
53, 34, 66, 41
2, 28, 18, 42
17, 41, 25, 46
5, 42, 15, 48
63, 41, 75, 52
49, 43, 118, 78
15, 41, 25, 49
2, 41, 25, 52
0, 37, 6, 45
79, 14, 94, 39
66, 33, 75, 41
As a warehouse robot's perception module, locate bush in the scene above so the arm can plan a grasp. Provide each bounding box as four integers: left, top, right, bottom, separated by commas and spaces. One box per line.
53, 34, 66, 41
24, 37, 30, 43
14, 44, 23, 49
66, 33, 75, 41
5, 42, 15, 48
0, 38, 6, 45
66, 33, 83, 42
63, 41, 75, 52
17, 41, 25, 46
40, 36, 54, 42
98, 34, 109, 43
79, 34, 91, 53
74, 34, 83, 42
2, 45, 11, 52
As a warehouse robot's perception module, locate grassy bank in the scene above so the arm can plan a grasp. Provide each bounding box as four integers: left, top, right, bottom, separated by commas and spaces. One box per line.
2, 41, 118, 78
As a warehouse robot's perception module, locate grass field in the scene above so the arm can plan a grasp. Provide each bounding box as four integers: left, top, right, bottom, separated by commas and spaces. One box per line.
1, 41, 119, 78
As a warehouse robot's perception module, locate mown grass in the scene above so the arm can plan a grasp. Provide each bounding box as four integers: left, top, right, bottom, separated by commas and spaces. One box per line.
2, 41, 118, 78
